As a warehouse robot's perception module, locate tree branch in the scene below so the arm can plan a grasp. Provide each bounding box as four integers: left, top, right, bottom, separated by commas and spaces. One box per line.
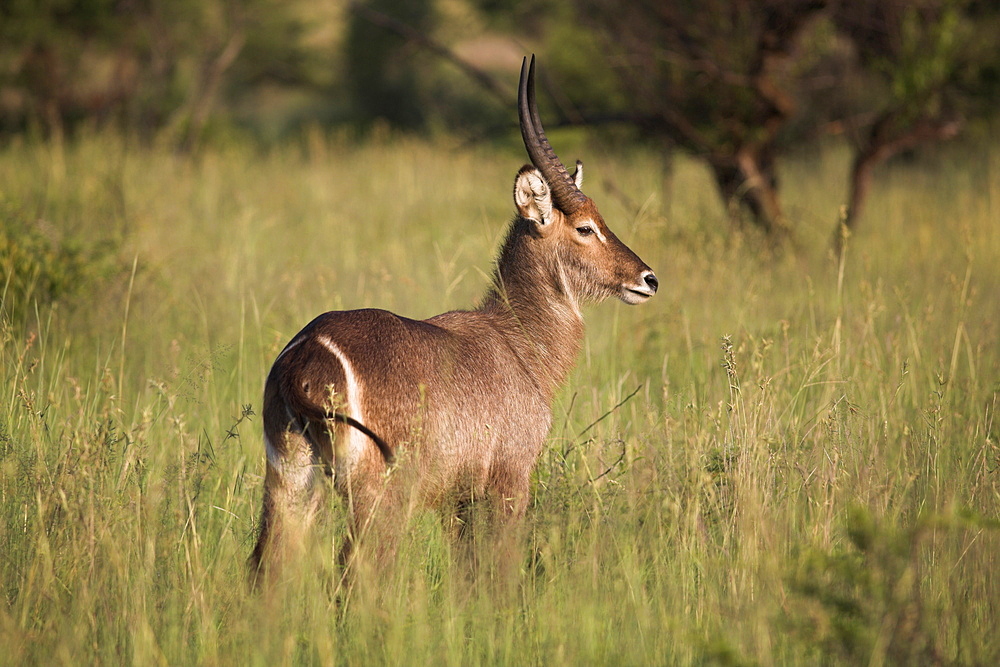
348, 2, 512, 106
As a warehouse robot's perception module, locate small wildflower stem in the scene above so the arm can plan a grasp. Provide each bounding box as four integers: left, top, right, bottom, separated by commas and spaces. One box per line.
118, 255, 139, 400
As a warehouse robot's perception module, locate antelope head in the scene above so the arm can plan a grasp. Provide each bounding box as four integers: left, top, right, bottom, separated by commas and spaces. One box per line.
515, 55, 658, 306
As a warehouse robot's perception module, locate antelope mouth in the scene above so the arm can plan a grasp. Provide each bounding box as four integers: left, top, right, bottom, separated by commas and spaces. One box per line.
621, 285, 655, 304
621, 270, 658, 304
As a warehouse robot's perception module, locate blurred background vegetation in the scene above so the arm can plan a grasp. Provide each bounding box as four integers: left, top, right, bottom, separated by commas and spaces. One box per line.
3, 0, 999, 238
2, 3, 999, 664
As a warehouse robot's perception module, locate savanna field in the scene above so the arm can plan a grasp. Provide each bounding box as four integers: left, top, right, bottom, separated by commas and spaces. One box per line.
1, 130, 998, 665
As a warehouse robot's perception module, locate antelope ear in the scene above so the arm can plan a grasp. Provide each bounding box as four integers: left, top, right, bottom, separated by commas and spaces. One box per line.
572, 160, 583, 189
514, 166, 555, 230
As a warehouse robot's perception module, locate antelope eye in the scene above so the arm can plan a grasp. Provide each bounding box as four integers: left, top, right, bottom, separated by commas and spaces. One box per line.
576, 225, 595, 237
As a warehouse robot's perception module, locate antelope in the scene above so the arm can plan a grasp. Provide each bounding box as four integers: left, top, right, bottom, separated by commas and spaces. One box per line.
248, 56, 658, 581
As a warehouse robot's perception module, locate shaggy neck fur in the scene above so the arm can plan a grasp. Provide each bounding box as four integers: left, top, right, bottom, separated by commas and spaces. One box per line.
478, 216, 585, 400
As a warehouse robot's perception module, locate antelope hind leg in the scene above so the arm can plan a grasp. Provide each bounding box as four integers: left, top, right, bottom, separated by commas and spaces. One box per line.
337, 455, 412, 591
248, 428, 327, 586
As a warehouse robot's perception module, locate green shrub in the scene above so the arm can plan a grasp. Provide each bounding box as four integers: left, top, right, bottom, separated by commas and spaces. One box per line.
0, 196, 123, 324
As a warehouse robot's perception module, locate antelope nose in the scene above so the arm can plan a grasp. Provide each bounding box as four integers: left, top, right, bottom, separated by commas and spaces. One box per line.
644, 273, 659, 293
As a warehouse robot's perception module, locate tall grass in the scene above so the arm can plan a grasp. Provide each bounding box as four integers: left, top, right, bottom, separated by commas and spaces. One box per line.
0, 129, 997, 665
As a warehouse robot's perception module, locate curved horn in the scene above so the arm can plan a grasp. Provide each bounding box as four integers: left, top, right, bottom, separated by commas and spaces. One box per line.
518, 55, 587, 214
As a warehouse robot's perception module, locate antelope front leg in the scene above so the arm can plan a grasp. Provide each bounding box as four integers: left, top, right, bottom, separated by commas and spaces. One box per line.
491, 476, 530, 548
469, 469, 531, 589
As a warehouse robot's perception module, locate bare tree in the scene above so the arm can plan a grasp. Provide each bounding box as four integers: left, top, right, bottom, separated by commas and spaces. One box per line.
832, 0, 970, 237
577, 0, 828, 241
573, 0, 998, 244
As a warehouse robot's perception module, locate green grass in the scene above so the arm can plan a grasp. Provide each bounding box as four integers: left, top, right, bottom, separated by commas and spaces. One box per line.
1, 129, 998, 665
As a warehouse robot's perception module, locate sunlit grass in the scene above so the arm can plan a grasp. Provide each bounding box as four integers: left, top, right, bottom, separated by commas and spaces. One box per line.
0, 130, 998, 665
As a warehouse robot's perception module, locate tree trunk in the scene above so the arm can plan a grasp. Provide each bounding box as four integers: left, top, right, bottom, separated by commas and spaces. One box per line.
838, 113, 961, 248
178, 27, 247, 153
709, 148, 791, 243
846, 152, 875, 228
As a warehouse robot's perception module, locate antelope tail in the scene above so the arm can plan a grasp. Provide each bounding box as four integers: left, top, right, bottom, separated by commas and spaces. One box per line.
277, 371, 395, 466
330, 412, 395, 466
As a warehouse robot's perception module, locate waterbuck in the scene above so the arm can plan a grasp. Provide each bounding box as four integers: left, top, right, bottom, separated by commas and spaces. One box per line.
249, 56, 657, 581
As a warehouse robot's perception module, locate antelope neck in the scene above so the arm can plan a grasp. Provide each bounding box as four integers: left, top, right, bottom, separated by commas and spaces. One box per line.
478, 219, 585, 399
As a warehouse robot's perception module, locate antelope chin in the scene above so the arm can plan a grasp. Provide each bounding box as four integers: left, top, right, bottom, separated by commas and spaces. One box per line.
620, 286, 655, 305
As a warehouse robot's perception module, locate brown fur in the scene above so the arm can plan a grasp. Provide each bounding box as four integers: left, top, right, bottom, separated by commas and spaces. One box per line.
249, 60, 656, 585
248, 181, 656, 585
